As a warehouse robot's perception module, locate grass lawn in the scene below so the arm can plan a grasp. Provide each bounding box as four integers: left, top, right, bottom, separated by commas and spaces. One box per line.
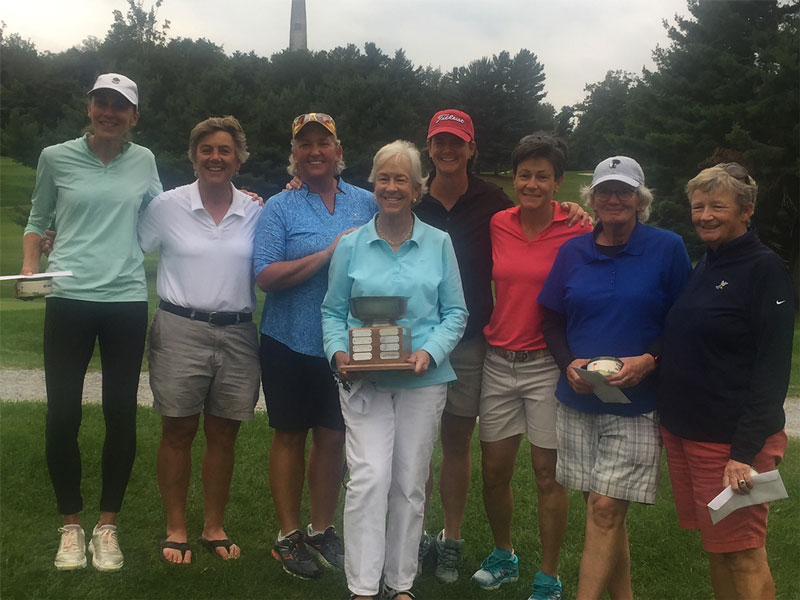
1, 156, 799, 598
1, 401, 798, 600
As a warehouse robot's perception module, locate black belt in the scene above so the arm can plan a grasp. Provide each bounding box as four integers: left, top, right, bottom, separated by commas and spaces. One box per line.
488, 345, 550, 363
159, 300, 252, 326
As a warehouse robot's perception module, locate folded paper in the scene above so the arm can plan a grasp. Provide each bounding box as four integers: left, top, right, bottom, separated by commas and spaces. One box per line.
707, 470, 788, 525
572, 367, 631, 404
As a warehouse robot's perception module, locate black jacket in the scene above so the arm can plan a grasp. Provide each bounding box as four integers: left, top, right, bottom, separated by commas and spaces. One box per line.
658, 230, 794, 464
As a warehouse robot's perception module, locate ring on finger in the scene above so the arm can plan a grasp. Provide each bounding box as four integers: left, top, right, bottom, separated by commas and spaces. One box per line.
738, 479, 747, 487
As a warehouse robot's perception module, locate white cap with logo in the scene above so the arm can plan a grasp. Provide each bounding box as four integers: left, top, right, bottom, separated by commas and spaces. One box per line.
590, 156, 645, 189
88, 73, 139, 108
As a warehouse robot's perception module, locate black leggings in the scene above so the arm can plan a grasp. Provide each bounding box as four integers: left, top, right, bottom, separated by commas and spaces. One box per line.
44, 297, 148, 515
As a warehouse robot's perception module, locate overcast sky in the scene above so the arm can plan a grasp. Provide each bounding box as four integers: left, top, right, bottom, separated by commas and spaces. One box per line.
3, 0, 693, 109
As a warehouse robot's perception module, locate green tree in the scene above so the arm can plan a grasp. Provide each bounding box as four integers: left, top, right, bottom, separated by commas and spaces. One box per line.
444, 49, 549, 172
106, 0, 170, 46
568, 70, 636, 170
628, 0, 799, 270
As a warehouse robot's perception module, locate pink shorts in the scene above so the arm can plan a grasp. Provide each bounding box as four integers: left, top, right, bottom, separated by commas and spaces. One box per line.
661, 427, 787, 553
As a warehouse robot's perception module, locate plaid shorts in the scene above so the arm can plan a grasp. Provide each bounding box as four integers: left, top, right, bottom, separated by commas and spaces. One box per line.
556, 403, 662, 504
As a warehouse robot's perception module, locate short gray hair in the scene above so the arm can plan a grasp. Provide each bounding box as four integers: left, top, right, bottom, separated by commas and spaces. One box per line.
686, 165, 758, 211
368, 140, 428, 196
580, 183, 654, 223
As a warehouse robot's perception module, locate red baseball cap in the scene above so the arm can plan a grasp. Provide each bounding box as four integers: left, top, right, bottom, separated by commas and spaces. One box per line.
427, 109, 474, 141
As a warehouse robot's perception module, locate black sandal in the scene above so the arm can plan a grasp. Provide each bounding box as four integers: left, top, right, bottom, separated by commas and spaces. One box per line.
160, 539, 191, 564
199, 537, 239, 559
383, 588, 416, 599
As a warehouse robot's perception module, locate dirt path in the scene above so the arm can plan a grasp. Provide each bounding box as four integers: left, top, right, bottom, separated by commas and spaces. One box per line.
1, 369, 797, 437
0, 369, 267, 412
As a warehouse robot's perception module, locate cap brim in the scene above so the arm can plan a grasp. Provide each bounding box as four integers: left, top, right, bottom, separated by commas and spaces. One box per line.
590, 174, 641, 189
293, 120, 337, 139
88, 86, 138, 108
427, 125, 472, 142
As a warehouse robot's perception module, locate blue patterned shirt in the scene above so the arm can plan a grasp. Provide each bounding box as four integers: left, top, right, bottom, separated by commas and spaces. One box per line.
253, 178, 376, 357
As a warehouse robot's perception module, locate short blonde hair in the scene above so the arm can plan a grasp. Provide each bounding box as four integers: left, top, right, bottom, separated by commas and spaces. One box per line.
188, 116, 249, 164
685, 165, 758, 210
368, 140, 428, 196
580, 183, 654, 223
287, 130, 345, 177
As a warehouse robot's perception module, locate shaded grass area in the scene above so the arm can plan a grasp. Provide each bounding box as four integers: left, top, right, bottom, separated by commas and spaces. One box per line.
0, 156, 36, 210
1, 401, 798, 599
481, 170, 592, 207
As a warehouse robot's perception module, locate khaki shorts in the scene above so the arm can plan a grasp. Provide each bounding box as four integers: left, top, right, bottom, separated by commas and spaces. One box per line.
444, 334, 487, 418
478, 348, 559, 447
148, 309, 261, 421
556, 403, 662, 504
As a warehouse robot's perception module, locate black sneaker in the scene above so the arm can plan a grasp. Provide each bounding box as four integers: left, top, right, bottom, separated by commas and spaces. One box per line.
271, 530, 321, 579
305, 526, 345, 569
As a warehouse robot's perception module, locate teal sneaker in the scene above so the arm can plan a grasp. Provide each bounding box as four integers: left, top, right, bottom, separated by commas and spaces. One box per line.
470, 548, 519, 590
528, 570, 562, 600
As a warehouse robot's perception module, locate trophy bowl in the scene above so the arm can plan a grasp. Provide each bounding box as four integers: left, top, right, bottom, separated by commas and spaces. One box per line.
349, 296, 408, 325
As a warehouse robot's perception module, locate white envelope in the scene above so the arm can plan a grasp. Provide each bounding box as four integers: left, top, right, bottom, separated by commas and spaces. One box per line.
707, 469, 788, 525
572, 367, 631, 404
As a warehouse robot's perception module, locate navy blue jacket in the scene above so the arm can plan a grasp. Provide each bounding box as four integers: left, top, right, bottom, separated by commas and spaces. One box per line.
659, 230, 794, 464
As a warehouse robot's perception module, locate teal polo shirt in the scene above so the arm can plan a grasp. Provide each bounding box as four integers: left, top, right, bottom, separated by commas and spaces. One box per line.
24, 135, 162, 301
321, 214, 468, 389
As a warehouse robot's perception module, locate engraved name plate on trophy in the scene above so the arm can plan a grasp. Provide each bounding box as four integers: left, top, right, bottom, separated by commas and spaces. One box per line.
341, 296, 414, 372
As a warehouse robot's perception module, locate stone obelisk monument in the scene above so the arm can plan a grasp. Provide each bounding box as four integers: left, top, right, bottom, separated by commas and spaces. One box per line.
289, 0, 308, 51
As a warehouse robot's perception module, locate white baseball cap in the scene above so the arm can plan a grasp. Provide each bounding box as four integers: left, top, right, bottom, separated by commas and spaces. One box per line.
590, 156, 645, 189
88, 73, 139, 108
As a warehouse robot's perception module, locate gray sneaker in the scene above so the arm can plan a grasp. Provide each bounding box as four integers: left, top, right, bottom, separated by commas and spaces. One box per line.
88, 524, 124, 571
305, 525, 344, 569
54, 525, 87, 571
433, 529, 464, 584
416, 531, 431, 577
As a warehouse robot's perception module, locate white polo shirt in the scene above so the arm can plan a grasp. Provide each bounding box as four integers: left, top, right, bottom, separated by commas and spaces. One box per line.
138, 181, 262, 313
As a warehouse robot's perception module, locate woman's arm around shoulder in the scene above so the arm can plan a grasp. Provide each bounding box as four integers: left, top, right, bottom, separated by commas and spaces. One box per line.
137, 190, 169, 253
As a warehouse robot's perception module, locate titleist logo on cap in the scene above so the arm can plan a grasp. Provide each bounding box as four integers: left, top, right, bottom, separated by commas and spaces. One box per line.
435, 113, 465, 124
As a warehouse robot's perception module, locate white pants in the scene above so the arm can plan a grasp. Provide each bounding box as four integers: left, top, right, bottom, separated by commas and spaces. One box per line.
340, 380, 447, 596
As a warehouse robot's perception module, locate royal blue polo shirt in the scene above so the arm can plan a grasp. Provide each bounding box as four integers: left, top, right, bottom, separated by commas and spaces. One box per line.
538, 222, 691, 415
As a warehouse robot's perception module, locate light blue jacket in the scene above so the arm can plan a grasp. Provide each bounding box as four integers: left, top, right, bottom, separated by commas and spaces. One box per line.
322, 214, 468, 389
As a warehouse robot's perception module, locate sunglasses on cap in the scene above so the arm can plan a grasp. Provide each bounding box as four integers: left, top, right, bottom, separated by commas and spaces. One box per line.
716, 162, 751, 184
292, 112, 336, 138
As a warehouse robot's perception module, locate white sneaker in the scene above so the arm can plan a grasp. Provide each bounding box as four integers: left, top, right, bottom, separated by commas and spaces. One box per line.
88, 524, 124, 571
54, 525, 87, 570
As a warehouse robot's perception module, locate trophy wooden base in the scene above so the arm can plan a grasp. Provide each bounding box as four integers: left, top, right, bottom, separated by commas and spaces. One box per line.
339, 361, 415, 373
